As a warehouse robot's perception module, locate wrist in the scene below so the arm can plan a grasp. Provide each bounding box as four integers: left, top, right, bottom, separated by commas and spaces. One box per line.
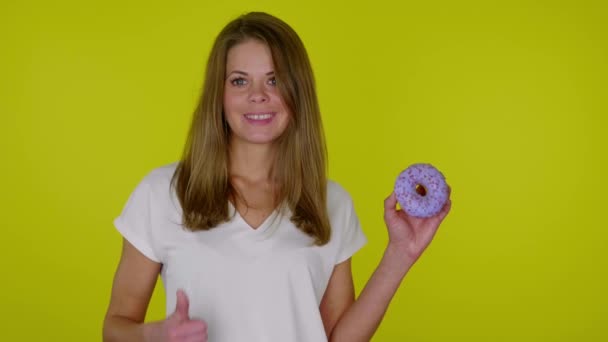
384, 243, 415, 273
142, 321, 164, 342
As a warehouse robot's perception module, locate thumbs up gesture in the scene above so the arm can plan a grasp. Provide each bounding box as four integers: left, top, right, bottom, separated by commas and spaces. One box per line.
163, 290, 208, 342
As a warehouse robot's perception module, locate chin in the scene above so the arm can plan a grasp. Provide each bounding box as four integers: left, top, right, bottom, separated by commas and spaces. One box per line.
232, 133, 282, 146
248, 136, 282, 145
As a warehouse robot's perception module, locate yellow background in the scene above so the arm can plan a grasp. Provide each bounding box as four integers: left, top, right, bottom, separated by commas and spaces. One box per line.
2, 0, 606, 340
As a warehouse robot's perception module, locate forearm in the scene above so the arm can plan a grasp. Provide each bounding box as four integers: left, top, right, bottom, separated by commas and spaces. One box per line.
103, 315, 163, 342
329, 244, 414, 342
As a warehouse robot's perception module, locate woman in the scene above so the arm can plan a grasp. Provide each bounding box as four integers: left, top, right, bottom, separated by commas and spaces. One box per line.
103, 11, 451, 342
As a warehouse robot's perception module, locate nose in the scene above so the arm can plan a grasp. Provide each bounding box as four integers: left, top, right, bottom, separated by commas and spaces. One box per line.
248, 82, 269, 103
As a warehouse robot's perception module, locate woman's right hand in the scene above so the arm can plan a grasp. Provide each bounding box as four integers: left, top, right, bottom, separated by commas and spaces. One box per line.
149, 290, 208, 342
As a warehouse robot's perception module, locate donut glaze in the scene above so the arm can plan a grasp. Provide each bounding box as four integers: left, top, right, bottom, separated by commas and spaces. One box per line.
394, 164, 448, 218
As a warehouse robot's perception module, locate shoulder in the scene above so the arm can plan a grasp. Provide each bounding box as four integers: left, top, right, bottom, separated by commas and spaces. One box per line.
138, 162, 179, 192
326, 179, 355, 213
325, 180, 367, 258
127, 162, 180, 209
142, 161, 178, 183
327, 180, 353, 202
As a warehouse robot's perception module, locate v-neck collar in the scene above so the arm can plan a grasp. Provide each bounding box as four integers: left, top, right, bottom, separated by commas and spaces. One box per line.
228, 201, 282, 233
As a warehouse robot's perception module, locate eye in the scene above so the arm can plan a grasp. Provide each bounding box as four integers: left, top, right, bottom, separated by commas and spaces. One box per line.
268, 77, 277, 86
230, 77, 247, 86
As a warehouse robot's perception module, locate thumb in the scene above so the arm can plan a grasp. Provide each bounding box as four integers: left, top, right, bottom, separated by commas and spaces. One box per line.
384, 192, 400, 220
173, 289, 190, 320
384, 191, 398, 211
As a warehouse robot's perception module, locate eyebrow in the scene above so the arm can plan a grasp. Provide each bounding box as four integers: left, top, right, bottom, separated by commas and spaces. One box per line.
227, 70, 275, 76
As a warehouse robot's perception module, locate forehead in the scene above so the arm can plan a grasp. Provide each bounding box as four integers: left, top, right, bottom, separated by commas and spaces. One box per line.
226, 39, 275, 72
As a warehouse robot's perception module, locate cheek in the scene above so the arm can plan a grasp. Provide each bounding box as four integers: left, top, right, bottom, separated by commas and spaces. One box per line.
277, 112, 291, 132
223, 93, 245, 120
222, 94, 239, 128
271, 91, 290, 112
223, 91, 234, 110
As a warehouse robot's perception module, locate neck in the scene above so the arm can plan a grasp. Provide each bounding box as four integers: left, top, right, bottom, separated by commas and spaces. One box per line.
228, 139, 277, 182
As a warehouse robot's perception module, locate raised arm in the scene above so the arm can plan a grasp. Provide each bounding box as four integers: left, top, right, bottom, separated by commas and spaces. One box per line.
325, 191, 452, 341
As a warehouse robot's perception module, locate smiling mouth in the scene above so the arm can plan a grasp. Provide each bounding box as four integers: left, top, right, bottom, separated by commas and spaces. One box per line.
244, 112, 275, 120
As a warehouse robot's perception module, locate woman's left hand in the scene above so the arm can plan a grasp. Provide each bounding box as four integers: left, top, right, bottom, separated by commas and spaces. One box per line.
383, 187, 452, 265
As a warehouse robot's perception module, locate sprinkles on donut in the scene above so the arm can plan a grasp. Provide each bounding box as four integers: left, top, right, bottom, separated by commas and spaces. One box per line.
394, 164, 449, 218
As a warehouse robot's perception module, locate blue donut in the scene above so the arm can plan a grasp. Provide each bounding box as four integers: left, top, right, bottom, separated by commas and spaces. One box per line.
394, 164, 449, 218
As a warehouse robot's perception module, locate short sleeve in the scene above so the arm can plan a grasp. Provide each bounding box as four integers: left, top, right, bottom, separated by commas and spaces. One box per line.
335, 197, 367, 264
113, 176, 161, 263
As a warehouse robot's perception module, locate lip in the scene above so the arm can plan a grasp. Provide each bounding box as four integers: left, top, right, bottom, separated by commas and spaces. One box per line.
244, 111, 277, 116
243, 111, 276, 125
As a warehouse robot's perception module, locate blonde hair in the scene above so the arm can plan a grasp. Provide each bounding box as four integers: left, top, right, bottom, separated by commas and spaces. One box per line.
171, 12, 330, 245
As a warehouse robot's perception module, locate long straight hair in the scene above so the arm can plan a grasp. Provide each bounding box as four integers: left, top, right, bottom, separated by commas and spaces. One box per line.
171, 12, 330, 245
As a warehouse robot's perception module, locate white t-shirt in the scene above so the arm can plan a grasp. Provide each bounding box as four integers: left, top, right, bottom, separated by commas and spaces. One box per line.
114, 162, 367, 342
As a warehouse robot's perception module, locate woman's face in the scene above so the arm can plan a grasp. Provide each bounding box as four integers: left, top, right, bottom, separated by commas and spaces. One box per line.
223, 39, 290, 146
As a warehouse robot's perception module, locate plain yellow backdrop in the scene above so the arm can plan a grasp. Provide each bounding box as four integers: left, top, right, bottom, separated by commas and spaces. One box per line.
2, 0, 607, 340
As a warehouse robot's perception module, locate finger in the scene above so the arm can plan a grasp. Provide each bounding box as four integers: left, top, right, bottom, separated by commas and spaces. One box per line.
417, 201, 450, 242
174, 320, 208, 338
384, 192, 403, 223
183, 331, 208, 342
437, 199, 452, 222
184, 335, 208, 342
384, 191, 397, 211
173, 330, 207, 341
183, 328, 208, 342
175, 289, 190, 319
420, 220, 441, 245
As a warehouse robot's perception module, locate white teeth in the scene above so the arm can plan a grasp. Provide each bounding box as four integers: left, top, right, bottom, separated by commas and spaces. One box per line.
245, 113, 273, 120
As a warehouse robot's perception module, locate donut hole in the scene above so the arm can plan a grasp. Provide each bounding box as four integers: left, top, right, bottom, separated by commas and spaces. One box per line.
415, 184, 427, 196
